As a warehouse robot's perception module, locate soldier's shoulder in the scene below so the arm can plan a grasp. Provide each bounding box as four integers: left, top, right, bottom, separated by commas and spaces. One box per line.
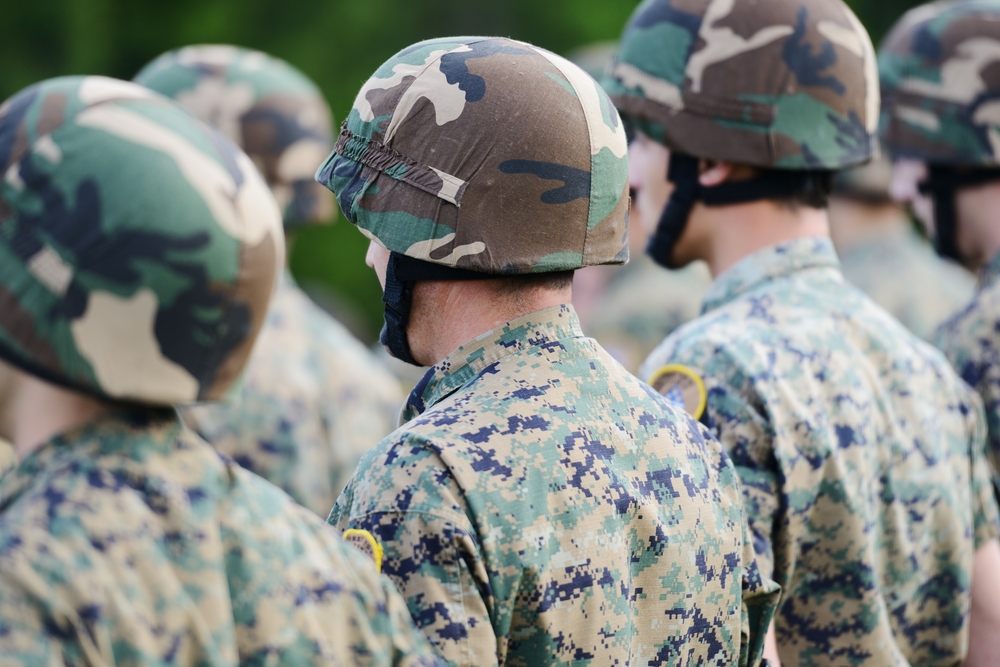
934, 283, 1000, 356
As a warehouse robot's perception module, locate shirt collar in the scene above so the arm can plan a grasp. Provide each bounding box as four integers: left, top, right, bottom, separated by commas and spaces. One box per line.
401, 303, 582, 422
701, 236, 840, 313
0, 408, 179, 510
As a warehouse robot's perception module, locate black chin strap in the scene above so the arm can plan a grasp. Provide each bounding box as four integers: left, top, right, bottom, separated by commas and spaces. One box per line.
380, 252, 524, 365
918, 166, 1000, 263
647, 153, 832, 269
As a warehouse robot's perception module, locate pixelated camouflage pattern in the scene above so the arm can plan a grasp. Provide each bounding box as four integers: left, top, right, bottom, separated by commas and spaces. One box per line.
0, 409, 446, 666
316, 37, 629, 274
880, 0, 1000, 165
135, 45, 335, 225
0, 76, 283, 406
836, 225, 974, 338
182, 271, 402, 516
330, 304, 780, 667
605, 0, 879, 169
934, 250, 1000, 494
642, 237, 1000, 666
581, 257, 711, 373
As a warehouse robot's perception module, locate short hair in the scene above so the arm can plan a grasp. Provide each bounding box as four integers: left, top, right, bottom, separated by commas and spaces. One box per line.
490, 271, 575, 299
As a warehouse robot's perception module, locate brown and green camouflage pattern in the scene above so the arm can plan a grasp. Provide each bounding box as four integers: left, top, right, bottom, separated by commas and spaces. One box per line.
315, 37, 629, 274
0, 76, 284, 406
135, 45, 335, 226
605, 0, 879, 169
879, 0, 1000, 165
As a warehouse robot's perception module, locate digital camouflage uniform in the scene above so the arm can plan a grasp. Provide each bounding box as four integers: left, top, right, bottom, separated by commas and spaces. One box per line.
878, 1, 1000, 500
135, 46, 402, 514
318, 37, 780, 666
609, 0, 1000, 664
641, 238, 1000, 666
0, 76, 443, 665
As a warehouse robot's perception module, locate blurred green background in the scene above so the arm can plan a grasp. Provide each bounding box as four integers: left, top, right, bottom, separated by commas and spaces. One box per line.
0, 0, 922, 342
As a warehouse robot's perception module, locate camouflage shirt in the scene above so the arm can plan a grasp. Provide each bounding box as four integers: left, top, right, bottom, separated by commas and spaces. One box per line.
642, 237, 1000, 667
837, 226, 974, 340
330, 304, 779, 667
0, 409, 444, 666
935, 250, 1000, 494
183, 270, 402, 516
582, 257, 710, 373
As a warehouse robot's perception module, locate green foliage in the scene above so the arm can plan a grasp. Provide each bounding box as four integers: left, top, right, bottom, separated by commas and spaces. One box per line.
0, 0, 922, 341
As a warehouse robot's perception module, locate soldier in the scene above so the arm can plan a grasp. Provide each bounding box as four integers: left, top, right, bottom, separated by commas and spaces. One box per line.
0, 75, 444, 665
319, 37, 779, 666
605, 0, 1000, 664
134, 46, 402, 516
829, 158, 974, 338
881, 1, 1000, 508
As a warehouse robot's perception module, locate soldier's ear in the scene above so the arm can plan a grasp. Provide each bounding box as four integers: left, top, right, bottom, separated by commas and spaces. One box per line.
698, 160, 733, 188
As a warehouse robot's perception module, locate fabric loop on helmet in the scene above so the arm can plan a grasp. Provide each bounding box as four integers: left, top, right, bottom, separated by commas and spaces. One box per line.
334, 125, 468, 206
918, 166, 1000, 262
647, 153, 834, 269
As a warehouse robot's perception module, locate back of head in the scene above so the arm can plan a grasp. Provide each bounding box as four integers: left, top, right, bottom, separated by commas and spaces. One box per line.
606, 0, 879, 170
135, 45, 335, 227
880, 0, 1000, 166
315, 37, 630, 362
0, 76, 283, 406
604, 0, 879, 269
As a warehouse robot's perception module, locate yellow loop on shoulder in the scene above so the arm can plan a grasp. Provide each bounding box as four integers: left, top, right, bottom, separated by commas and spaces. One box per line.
343, 529, 384, 573
648, 364, 707, 421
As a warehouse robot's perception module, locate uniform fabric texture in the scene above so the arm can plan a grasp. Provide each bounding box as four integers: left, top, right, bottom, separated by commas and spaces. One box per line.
643, 237, 1000, 666
331, 304, 780, 667
0, 409, 445, 666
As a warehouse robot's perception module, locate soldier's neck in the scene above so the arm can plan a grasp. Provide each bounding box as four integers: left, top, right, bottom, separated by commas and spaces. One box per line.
10, 372, 111, 460
703, 200, 830, 277
828, 198, 910, 253
407, 280, 573, 366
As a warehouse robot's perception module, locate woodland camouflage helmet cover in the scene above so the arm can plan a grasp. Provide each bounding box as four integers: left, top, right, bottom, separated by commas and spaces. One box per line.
0, 76, 284, 406
135, 45, 335, 226
879, 0, 1000, 165
315, 36, 630, 274
605, 0, 880, 170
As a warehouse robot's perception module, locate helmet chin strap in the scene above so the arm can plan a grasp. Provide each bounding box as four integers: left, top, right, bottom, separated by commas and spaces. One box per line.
646, 153, 832, 269
918, 166, 1000, 264
379, 252, 524, 366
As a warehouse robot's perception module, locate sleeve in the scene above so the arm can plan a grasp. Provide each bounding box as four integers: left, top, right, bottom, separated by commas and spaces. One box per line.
704, 379, 781, 584
335, 541, 451, 667
737, 500, 782, 667
328, 437, 497, 667
963, 386, 1000, 548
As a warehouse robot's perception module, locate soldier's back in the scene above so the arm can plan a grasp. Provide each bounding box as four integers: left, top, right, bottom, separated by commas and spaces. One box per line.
0, 409, 440, 666
644, 238, 997, 666
183, 272, 402, 516
332, 304, 777, 666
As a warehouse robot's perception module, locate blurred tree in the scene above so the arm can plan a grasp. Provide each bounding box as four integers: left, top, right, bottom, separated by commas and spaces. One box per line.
0, 0, 922, 340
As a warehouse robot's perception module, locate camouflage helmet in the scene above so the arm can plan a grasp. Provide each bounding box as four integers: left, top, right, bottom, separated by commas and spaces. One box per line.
0, 76, 284, 406
134, 45, 335, 227
879, 0, 1000, 166
315, 36, 630, 275
604, 0, 879, 170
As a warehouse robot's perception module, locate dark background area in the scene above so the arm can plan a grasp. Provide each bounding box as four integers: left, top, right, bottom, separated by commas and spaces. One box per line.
0, 0, 922, 342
